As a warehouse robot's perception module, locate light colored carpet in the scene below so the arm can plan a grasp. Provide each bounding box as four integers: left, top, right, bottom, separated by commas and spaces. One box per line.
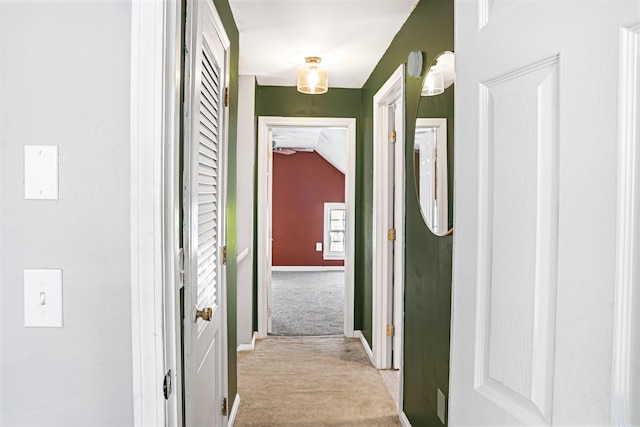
271, 271, 344, 336
235, 336, 401, 426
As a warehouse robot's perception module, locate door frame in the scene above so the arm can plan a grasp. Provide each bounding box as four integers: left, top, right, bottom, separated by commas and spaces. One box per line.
130, 0, 182, 425
372, 64, 405, 371
611, 22, 640, 425
256, 116, 357, 339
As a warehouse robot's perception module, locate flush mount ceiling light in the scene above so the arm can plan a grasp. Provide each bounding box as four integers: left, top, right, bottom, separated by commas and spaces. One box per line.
297, 57, 328, 95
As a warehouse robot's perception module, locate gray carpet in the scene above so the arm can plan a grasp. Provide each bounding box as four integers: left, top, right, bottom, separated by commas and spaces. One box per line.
271, 271, 344, 336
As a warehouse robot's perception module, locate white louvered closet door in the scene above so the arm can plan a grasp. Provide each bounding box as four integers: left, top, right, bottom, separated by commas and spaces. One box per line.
183, 0, 230, 425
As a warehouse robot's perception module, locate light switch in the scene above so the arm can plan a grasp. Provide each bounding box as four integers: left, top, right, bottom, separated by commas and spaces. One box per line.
24, 145, 59, 200
24, 269, 63, 327
315, 242, 322, 252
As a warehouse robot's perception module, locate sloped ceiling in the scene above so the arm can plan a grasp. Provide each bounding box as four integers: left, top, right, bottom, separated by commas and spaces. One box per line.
272, 127, 347, 173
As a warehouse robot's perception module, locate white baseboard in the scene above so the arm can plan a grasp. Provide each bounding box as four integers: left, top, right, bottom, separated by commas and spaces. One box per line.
228, 393, 240, 426
237, 331, 257, 352
355, 330, 374, 365
399, 411, 412, 427
271, 266, 345, 272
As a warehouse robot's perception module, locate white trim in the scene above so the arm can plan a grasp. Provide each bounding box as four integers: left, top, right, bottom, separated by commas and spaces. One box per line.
271, 266, 345, 272
130, 1, 181, 425
237, 247, 250, 263
238, 331, 258, 352
372, 64, 406, 369
355, 330, 374, 365
257, 116, 357, 339
399, 411, 412, 427
611, 22, 639, 426
228, 394, 241, 427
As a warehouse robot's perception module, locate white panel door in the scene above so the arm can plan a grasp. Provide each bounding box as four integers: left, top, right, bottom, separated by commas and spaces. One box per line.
183, 0, 230, 425
451, 0, 639, 425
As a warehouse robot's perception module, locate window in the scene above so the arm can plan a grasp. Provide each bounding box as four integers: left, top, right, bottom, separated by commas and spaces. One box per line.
323, 202, 346, 260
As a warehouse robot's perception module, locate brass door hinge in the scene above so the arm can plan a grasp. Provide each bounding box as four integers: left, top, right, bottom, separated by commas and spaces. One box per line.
388, 228, 396, 241
224, 87, 229, 107
221, 397, 228, 416
222, 245, 227, 265
387, 324, 395, 337
388, 130, 397, 144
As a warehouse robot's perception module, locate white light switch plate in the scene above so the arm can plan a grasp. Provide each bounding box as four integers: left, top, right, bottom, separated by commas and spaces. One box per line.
316, 242, 322, 252
24, 145, 59, 200
24, 269, 63, 327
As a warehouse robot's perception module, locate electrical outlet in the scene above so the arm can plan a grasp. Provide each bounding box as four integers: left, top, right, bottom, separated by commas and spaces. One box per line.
437, 388, 446, 424
315, 242, 322, 252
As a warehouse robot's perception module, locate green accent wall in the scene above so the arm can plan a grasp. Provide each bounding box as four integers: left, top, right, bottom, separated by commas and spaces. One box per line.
254, 86, 364, 329
256, 86, 361, 118
361, 0, 454, 425
212, 0, 240, 410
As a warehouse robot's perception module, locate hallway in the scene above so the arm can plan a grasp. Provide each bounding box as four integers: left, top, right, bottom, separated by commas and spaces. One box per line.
235, 336, 400, 426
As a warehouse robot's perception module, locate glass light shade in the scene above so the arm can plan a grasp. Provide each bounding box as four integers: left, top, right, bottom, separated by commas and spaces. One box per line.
297, 57, 328, 94
422, 69, 444, 96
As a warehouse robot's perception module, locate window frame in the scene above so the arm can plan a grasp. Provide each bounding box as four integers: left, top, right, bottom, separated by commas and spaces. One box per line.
323, 202, 346, 260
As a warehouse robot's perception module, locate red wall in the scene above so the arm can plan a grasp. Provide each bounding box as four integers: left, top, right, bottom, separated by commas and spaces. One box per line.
272, 151, 345, 266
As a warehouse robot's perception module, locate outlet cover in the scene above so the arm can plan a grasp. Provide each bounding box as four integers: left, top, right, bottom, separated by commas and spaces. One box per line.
25, 145, 59, 200
437, 388, 446, 424
315, 242, 322, 252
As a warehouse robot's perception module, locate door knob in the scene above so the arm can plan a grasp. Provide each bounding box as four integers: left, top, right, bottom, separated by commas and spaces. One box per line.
196, 307, 213, 321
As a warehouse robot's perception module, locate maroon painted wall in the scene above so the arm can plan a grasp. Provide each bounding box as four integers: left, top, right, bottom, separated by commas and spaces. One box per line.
272, 151, 345, 266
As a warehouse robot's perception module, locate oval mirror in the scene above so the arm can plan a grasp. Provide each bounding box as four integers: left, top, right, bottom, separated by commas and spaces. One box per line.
414, 51, 454, 236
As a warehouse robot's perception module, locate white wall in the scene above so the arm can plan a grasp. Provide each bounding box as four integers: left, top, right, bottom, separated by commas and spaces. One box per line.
0, 1, 133, 425
236, 75, 256, 346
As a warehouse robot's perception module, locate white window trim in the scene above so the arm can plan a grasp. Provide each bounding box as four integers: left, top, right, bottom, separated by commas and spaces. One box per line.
323, 202, 346, 260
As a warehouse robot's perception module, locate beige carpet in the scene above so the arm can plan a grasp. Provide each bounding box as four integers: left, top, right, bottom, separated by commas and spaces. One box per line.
235, 336, 401, 426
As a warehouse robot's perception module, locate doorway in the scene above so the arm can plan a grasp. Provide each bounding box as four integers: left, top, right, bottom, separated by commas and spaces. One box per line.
257, 117, 356, 339
270, 128, 347, 336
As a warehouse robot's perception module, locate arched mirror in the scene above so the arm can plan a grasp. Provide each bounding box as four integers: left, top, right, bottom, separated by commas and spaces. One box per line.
414, 51, 454, 236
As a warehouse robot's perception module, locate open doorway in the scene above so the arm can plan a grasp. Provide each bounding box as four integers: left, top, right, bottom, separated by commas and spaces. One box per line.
257, 117, 356, 339
270, 127, 347, 336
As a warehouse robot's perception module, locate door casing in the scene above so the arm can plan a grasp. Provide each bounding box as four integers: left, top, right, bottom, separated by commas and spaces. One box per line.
256, 116, 357, 339
372, 64, 406, 375
130, 0, 182, 425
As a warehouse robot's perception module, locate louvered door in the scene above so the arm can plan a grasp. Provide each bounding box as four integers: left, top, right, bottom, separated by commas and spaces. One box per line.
183, 0, 230, 425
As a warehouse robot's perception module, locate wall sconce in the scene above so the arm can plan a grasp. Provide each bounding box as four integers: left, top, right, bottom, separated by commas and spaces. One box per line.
297, 57, 328, 94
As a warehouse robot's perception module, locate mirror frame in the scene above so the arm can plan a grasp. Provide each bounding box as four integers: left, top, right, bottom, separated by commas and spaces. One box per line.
413, 51, 455, 236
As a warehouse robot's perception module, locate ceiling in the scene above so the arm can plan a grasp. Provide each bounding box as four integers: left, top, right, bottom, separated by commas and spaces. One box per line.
272, 127, 347, 173
228, 0, 419, 88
